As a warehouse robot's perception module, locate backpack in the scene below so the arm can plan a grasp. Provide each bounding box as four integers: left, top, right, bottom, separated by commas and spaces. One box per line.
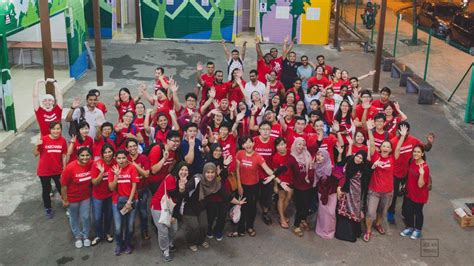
68, 107, 86, 137
227, 57, 243, 77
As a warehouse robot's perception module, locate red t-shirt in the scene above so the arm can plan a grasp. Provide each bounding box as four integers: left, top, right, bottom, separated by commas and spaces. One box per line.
154, 99, 172, 123
236, 150, 265, 185
148, 146, 176, 184
331, 80, 345, 95
390, 135, 423, 178
227, 81, 245, 104
323, 98, 336, 125
218, 134, 237, 172
128, 154, 150, 190
206, 82, 228, 101
373, 130, 388, 149
309, 134, 338, 165
283, 118, 295, 135
108, 164, 139, 204
285, 129, 308, 150
322, 65, 333, 78
60, 160, 93, 203
36, 135, 67, 176
307, 76, 331, 91
35, 105, 62, 136
273, 153, 292, 184
200, 73, 215, 104
369, 151, 394, 193
91, 158, 116, 200
270, 123, 283, 138
304, 124, 316, 134
285, 155, 313, 190
92, 137, 115, 161
96, 101, 107, 115
371, 99, 388, 114
150, 174, 177, 210
354, 104, 378, 124
155, 76, 170, 90
116, 101, 136, 121
384, 116, 401, 139
271, 56, 284, 79
253, 136, 275, 180
114, 125, 138, 150
257, 58, 273, 84
269, 81, 285, 97
351, 144, 368, 155
153, 127, 170, 144
68, 136, 94, 163
406, 161, 430, 204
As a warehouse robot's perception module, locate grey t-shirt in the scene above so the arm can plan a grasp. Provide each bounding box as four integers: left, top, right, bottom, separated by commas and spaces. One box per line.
72, 107, 105, 138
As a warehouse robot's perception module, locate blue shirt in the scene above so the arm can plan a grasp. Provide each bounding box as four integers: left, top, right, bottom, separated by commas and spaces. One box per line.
180, 138, 204, 176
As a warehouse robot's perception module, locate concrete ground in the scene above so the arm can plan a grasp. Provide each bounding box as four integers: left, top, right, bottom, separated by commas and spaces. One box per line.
340, 1, 473, 113
0, 29, 473, 265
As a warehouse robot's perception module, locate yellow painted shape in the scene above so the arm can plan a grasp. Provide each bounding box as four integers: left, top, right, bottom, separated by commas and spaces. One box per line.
299, 0, 331, 45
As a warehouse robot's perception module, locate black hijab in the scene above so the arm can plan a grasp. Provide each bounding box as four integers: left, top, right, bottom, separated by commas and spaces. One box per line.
343, 150, 369, 192
205, 143, 224, 168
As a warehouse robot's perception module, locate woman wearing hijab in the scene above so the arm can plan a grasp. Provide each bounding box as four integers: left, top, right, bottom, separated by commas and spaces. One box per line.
335, 150, 371, 242
204, 144, 232, 241
314, 149, 338, 239
182, 162, 246, 252
33, 78, 63, 136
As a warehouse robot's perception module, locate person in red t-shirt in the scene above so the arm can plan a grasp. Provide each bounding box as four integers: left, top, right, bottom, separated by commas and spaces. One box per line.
267, 70, 285, 99
67, 121, 94, 163
148, 131, 181, 194
93, 122, 116, 161
383, 101, 407, 139
319, 88, 336, 126
235, 136, 275, 236
316, 55, 332, 78
114, 111, 144, 150
33, 78, 63, 136
353, 90, 378, 129
307, 119, 342, 165
108, 150, 139, 255
90, 143, 116, 245
346, 130, 369, 158
150, 162, 188, 261
253, 121, 276, 225
363, 120, 406, 242
307, 66, 332, 92
256, 39, 274, 84
400, 145, 430, 239
270, 138, 293, 228
153, 67, 170, 91
196, 61, 216, 103
33, 121, 67, 218
60, 147, 93, 248
371, 87, 392, 114
114, 87, 139, 122
268, 35, 294, 79
126, 139, 151, 240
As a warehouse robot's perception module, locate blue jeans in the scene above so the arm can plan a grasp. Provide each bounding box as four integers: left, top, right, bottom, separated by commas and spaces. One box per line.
137, 189, 150, 233
112, 197, 137, 248
92, 196, 112, 239
68, 198, 91, 240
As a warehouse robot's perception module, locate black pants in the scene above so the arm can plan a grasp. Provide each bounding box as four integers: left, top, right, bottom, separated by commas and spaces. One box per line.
259, 180, 273, 211
206, 201, 227, 234
39, 175, 61, 209
404, 197, 424, 230
238, 184, 259, 233
293, 188, 313, 227
388, 176, 406, 213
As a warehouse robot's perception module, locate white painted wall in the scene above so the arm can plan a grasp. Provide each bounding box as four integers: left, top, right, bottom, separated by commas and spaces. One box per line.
8, 12, 67, 42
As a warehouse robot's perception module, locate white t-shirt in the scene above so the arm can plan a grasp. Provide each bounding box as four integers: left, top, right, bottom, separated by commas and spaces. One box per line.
244, 81, 266, 106
72, 107, 105, 138
227, 57, 244, 81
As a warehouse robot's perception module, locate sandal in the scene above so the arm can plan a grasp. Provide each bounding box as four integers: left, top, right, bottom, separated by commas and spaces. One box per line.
293, 227, 304, 237
374, 224, 386, 235
227, 232, 239, 238
247, 228, 256, 237
363, 231, 372, 242
280, 220, 289, 229
201, 242, 210, 249
189, 245, 198, 252
301, 221, 310, 231
106, 234, 114, 243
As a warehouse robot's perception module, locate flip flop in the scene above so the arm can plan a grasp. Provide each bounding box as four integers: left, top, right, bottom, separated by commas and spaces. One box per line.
363, 231, 372, 242
280, 220, 289, 229
247, 228, 256, 237
374, 224, 386, 235
227, 232, 239, 238
293, 227, 304, 237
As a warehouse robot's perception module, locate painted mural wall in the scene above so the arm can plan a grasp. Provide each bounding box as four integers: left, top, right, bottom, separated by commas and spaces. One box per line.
0, 0, 89, 131
84, 0, 116, 39
141, 0, 235, 41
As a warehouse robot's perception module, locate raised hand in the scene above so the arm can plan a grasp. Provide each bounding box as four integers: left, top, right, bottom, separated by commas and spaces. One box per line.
196, 61, 204, 72
236, 112, 246, 122
96, 162, 105, 174
189, 135, 196, 147
362, 101, 371, 109
393, 101, 401, 111
112, 165, 121, 176
209, 87, 216, 99
163, 150, 169, 160
366, 119, 375, 130
71, 97, 81, 109
399, 124, 408, 137
223, 155, 232, 166
70, 135, 77, 143
419, 163, 425, 175
332, 120, 340, 132
427, 132, 435, 143
335, 144, 344, 154
201, 134, 209, 147
368, 70, 376, 75
346, 135, 354, 145
169, 79, 178, 92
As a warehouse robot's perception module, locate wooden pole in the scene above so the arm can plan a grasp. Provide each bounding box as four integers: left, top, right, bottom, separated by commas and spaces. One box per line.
93, 0, 103, 86
333, 0, 340, 50
372, 0, 387, 92
135, 0, 141, 43
38, 0, 55, 95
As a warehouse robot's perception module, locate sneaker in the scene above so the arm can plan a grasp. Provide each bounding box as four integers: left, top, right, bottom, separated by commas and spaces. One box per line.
114, 246, 122, 256
45, 208, 54, 219
410, 229, 422, 240
91, 237, 101, 246
75, 239, 83, 249
83, 238, 91, 247
387, 212, 395, 224
206, 231, 214, 239
189, 245, 198, 252
106, 234, 114, 243
169, 244, 177, 253
65, 210, 70, 218
124, 245, 133, 254
201, 241, 210, 249
400, 228, 414, 237
163, 249, 173, 262
215, 232, 223, 241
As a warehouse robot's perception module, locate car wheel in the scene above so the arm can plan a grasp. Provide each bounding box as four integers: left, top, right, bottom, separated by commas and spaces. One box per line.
470, 47, 474, 56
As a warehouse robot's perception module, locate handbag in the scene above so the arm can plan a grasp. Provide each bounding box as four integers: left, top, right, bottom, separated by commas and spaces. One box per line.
229, 196, 242, 223
158, 178, 176, 227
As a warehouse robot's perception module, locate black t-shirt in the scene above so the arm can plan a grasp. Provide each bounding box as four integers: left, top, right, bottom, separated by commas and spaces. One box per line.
281, 59, 302, 89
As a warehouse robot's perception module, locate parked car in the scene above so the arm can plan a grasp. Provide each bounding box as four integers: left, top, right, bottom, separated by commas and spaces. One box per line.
417, 1, 460, 36
446, 11, 474, 55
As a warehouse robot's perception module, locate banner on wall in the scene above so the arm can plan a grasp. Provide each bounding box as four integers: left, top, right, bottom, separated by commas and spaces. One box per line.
141, 0, 235, 41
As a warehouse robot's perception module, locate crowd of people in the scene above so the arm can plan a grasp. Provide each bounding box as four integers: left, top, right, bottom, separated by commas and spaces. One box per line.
32, 37, 435, 262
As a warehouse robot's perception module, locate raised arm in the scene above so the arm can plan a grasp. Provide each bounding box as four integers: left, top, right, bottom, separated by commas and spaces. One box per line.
169, 80, 182, 111
221, 39, 231, 61
139, 83, 154, 105
357, 70, 376, 81
196, 62, 205, 87
255, 38, 264, 60
65, 97, 80, 122
47, 78, 63, 108
394, 125, 408, 160
241, 41, 248, 61
366, 119, 376, 156
393, 102, 408, 121
33, 79, 44, 111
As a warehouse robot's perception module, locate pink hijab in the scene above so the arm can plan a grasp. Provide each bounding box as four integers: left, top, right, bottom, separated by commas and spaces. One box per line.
291, 137, 313, 180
